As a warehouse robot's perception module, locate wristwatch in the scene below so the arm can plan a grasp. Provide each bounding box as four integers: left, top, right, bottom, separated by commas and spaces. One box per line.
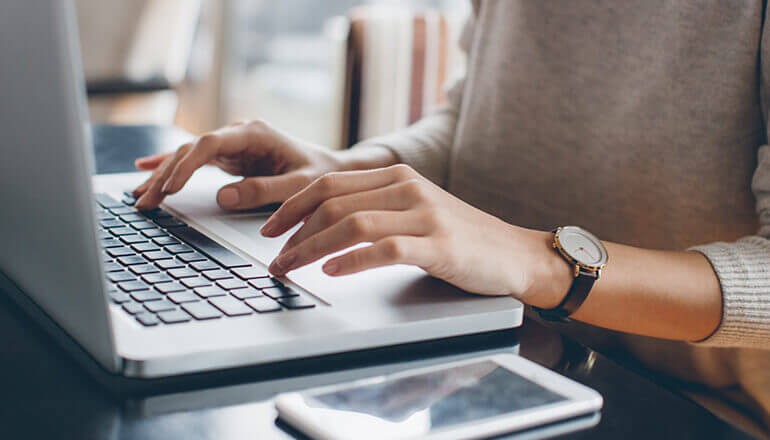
533, 226, 608, 322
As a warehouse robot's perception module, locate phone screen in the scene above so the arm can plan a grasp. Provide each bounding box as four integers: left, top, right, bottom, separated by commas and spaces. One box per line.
308, 360, 568, 431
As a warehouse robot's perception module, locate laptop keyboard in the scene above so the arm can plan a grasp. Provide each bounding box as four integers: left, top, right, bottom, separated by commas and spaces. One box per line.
95, 192, 315, 327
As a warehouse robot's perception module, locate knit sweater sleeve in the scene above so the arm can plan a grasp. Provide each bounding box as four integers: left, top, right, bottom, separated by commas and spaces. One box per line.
350, 11, 475, 187
690, 146, 770, 348
688, 14, 770, 348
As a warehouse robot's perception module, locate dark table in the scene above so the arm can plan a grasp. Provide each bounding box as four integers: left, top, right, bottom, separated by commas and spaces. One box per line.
0, 126, 755, 439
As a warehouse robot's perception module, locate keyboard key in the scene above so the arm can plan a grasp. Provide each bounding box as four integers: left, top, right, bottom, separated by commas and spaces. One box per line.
131, 290, 164, 302
181, 277, 212, 289
129, 264, 160, 275
122, 302, 145, 315
245, 297, 282, 313
109, 291, 132, 304
100, 219, 123, 229
168, 268, 197, 279
142, 273, 173, 284
120, 234, 147, 245
156, 258, 185, 270
231, 266, 270, 280
106, 246, 135, 258
154, 282, 186, 294
95, 193, 123, 209
182, 301, 222, 320
100, 237, 122, 248
177, 252, 207, 263
158, 309, 192, 324
209, 296, 253, 316
109, 207, 135, 216
153, 236, 180, 246
168, 226, 251, 268
144, 250, 173, 261
217, 279, 248, 290
111, 227, 136, 236
103, 261, 123, 272
117, 280, 150, 292
96, 212, 115, 221
249, 277, 282, 290
144, 299, 176, 313
141, 228, 167, 238
130, 221, 156, 230
277, 296, 316, 310
122, 195, 137, 206
155, 217, 187, 228
140, 208, 172, 219
135, 313, 160, 326
120, 213, 145, 223
190, 260, 220, 271
166, 244, 194, 254
194, 285, 227, 298
107, 271, 136, 283
230, 287, 263, 300
118, 255, 146, 266
132, 242, 161, 253
262, 286, 299, 299
202, 270, 233, 281
167, 291, 201, 304
98, 230, 113, 240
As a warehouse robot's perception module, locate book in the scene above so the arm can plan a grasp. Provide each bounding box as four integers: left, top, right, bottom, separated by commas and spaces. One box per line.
341, 6, 467, 146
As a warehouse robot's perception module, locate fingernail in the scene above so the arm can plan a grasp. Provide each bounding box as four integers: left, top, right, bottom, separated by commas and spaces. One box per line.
162, 178, 177, 194
269, 253, 296, 275
218, 188, 240, 208
323, 261, 340, 275
260, 220, 276, 236
276, 253, 297, 270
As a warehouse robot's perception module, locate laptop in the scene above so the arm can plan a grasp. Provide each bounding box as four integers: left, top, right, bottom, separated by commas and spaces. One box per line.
0, 1, 522, 380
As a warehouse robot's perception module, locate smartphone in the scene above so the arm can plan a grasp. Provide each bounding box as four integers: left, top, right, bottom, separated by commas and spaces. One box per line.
275, 354, 603, 440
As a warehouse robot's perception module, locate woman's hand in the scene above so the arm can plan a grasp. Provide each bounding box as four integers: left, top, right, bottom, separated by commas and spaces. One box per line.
133, 120, 397, 211
261, 164, 562, 301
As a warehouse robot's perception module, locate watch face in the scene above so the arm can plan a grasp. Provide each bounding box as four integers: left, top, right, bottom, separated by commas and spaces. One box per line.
557, 226, 608, 267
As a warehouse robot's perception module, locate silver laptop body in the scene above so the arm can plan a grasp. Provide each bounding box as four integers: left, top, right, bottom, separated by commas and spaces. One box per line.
0, 0, 522, 379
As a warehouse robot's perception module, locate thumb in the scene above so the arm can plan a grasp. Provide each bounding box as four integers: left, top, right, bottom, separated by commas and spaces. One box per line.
216, 171, 311, 211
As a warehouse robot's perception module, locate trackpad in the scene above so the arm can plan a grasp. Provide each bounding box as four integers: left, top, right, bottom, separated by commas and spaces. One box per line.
160, 167, 475, 311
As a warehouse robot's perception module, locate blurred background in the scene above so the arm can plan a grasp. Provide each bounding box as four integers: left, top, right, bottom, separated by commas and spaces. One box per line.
77, 0, 469, 150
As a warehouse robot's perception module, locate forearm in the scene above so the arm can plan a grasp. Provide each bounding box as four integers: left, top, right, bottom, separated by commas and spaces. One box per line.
524, 231, 723, 342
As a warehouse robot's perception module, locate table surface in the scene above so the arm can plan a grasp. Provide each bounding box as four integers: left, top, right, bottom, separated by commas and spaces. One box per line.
0, 125, 755, 440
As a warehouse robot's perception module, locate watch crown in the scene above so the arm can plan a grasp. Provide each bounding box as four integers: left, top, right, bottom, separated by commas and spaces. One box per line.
552, 242, 557, 249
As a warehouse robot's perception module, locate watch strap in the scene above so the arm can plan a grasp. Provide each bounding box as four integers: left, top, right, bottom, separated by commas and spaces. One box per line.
533, 268, 597, 322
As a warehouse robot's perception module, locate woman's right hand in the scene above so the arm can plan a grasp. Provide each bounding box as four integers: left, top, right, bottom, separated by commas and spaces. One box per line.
133, 120, 396, 211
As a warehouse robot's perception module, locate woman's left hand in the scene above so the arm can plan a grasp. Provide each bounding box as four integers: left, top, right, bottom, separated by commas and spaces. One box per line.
260, 164, 560, 301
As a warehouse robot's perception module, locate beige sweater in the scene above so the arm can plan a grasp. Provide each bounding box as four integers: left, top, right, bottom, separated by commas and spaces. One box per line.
358, 0, 770, 433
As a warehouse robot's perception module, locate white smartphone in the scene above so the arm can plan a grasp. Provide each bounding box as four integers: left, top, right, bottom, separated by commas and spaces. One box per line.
275, 354, 603, 440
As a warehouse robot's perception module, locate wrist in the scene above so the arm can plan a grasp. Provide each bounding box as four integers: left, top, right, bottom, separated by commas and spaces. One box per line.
334, 145, 400, 172
520, 230, 574, 309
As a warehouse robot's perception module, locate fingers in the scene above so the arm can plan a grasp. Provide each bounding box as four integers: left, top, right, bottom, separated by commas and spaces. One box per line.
279, 182, 417, 252
162, 123, 268, 196
216, 171, 311, 211
261, 164, 418, 237
322, 236, 434, 276
269, 210, 431, 275
134, 143, 192, 209
133, 121, 272, 210
135, 152, 172, 171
